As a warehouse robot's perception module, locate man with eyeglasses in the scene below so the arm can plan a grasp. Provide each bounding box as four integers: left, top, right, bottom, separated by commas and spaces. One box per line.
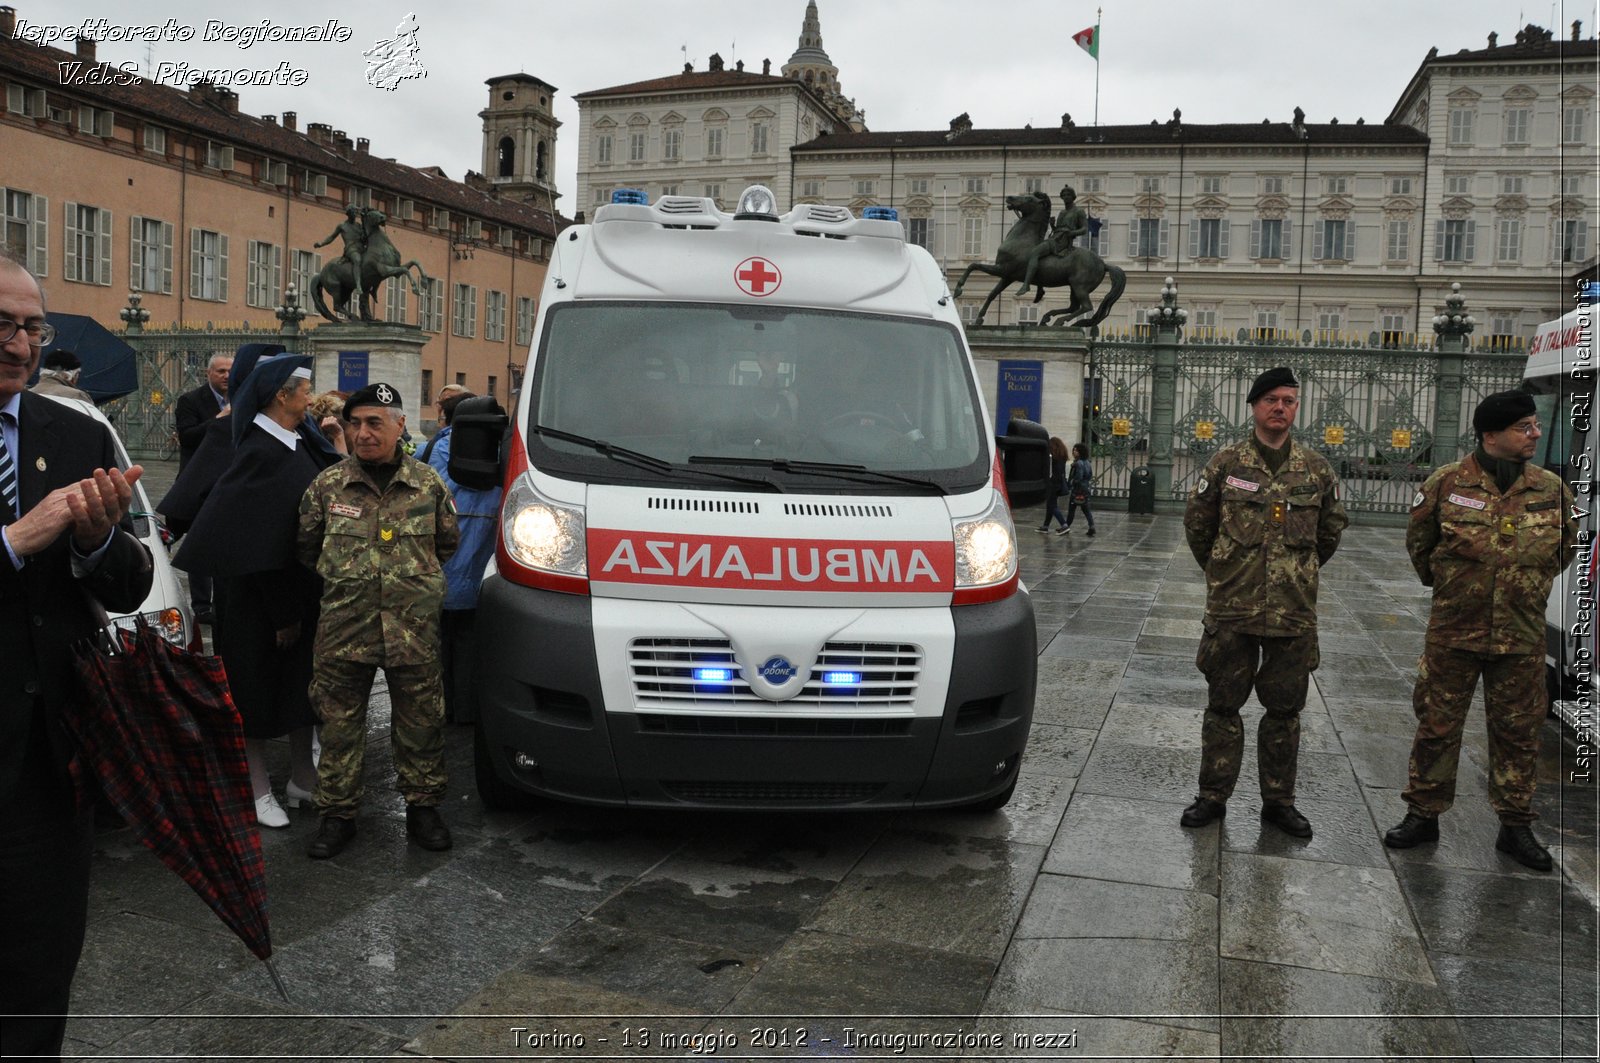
1385, 390, 1575, 871
1181, 366, 1348, 838
0, 252, 154, 1057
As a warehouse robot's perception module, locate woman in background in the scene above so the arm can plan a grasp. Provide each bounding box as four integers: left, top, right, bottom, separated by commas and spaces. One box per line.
1037, 436, 1071, 534
1063, 442, 1097, 536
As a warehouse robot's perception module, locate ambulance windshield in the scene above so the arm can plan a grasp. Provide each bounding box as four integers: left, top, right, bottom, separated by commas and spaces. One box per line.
527, 302, 989, 492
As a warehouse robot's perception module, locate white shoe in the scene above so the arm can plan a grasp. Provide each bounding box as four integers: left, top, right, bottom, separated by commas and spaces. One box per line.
255, 791, 290, 829
284, 780, 316, 809
1057, 526, 1072, 535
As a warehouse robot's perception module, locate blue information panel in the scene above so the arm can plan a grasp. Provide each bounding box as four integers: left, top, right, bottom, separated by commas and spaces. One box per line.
338, 351, 369, 393
996, 359, 1044, 433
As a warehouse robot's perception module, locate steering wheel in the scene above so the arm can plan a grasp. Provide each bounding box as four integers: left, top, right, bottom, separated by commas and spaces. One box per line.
822, 410, 902, 433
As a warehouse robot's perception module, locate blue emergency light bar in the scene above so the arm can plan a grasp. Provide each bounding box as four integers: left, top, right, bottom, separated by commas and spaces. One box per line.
612, 188, 649, 205
861, 206, 899, 222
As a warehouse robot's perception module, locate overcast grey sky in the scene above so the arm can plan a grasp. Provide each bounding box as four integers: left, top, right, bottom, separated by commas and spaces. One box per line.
30, 0, 1597, 213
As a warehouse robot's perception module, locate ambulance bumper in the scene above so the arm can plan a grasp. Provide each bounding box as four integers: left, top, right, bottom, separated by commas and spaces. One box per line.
472, 577, 1036, 810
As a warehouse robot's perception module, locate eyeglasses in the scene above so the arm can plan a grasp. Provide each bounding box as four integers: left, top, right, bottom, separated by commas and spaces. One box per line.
1506, 420, 1541, 437
0, 319, 56, 347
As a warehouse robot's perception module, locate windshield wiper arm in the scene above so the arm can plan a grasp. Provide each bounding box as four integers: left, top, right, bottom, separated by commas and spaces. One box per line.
534, 426, 783, 491
687, 455, 945, 493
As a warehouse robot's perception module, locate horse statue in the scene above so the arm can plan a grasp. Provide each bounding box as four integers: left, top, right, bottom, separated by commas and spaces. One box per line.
952, 191, 1125, 329
311, 208, 430, 323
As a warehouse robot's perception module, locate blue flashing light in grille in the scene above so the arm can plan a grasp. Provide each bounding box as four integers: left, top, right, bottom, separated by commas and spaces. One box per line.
861, 206, 898, 221
612, 188, 649, 205
694, 667, 734, 682
823, 670, 863, 685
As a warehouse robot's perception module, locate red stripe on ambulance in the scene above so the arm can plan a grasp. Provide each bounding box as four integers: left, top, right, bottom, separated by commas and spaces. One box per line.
588, 529, 954, 592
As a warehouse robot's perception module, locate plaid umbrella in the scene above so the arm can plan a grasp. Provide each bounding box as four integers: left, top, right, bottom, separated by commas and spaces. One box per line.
64, 622, 286, 1000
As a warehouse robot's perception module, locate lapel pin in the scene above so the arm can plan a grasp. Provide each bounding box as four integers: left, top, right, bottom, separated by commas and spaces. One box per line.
35, 456, 46, 471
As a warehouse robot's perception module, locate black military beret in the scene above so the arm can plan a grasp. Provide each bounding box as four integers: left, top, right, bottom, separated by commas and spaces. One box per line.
343, 381, 404, 421
1472, 390, 1537, 435
1247, 366, 1299, 405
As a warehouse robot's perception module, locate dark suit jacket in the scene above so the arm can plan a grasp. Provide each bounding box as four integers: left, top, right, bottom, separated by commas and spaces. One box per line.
174, 383, 223, 468
0, 392, 154, 801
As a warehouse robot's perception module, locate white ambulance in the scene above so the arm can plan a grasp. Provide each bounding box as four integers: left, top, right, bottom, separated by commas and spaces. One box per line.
453, 186, 1036, 811
1524, 299, 1596, 734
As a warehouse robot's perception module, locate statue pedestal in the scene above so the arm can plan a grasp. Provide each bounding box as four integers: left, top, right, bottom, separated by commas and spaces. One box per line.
965, 325, 1091, 442
304, 322, 429, 417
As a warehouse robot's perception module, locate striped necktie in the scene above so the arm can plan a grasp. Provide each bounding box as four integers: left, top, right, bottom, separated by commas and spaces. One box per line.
0, 411, 16, 518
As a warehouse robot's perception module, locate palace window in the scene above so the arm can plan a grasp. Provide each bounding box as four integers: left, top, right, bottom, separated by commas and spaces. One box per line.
1314, 219, 1350, 261
419, 278, 444, 332
385, 278, 407, 324
1503, 106, 1531, 145
1495, 218, 1522, 262
1436, 219, 1475, 262
1447, 106, 1475, 146
595, 133, 612, 164
66, 203, 112, 286
452, 283, 477, 338
3, 188, 46, 277
130, 216, 172, 294
704, 126, 724, 158
289, 250, 320, 301
515, 296, 536, 346
245, 240, 281, 308
1385, 219, 1410, 262
485, 290, 506, 342
188, 227, 228, 301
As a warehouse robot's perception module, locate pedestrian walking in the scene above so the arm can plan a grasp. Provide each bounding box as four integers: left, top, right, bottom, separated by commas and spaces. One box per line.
0, 251, 154, 1059
297, 382, 459, 859
1062, 442, 1097, 536
1179, 366, 1348, 837
1036, 436, 1070, 533
1384, 390, 1576, 871
424, 391, 503, 724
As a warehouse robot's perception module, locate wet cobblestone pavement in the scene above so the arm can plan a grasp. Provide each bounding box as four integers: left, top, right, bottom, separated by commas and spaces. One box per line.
67, 482, 1599, 1060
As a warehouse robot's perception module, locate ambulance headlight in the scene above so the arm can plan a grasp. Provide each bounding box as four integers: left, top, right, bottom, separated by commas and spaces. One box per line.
502, 472, 587, 576
952, 494, 1017, 588
735, 184, 779, 220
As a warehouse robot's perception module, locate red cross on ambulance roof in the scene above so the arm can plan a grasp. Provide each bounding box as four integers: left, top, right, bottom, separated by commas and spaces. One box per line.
735, 256, 782, 298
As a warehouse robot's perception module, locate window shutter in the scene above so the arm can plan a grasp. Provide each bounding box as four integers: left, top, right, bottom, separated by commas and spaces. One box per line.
130, 215, 144, 290
1189, 219, 1199, 258
1249, 218, 1261, 258
1434, 220, 1445, 261
30, 194, 46, 277
217, 234, 229, 302
1575, 221, 1590, 261
1218, 220, 1230, 259
1282, 218, 1292, 259
1313, 222, 1324, 261
161, 222, 173, 294
1128, 221, 1140, 258
1463, 221, 1475, 262
190, 228, 203, 296
1158, 219, 1169, 258
96, 209, 111, 285
64, 202, 80, 282
272, 244, 282, 302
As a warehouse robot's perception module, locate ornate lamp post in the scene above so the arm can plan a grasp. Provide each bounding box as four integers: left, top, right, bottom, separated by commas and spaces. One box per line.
119, 291, 150, 336
275, 284, 309, 337
1431, 282, 1475, 465
1431, 281, 1475, 353
1147, 275, 1188, 336
1146, 277, 1185, 504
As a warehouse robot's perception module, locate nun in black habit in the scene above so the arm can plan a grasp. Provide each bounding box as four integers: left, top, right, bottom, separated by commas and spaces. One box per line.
175, 353, 341, 828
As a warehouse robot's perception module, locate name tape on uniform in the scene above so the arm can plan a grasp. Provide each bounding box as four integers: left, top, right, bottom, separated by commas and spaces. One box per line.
1224, 475, 1261, 493
1447, 493, 1488, 511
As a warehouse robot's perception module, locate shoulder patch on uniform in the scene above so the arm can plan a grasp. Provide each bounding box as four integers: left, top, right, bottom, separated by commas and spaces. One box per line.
1411, 491, 1425, 509
1196, 476, 1209, 494
1447, 492, 1488, 510
1225, 474, 1261, 493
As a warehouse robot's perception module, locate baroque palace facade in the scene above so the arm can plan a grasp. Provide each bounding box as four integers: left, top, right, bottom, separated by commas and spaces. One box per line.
577, 6, 1596, 347
0, 6, 565, 402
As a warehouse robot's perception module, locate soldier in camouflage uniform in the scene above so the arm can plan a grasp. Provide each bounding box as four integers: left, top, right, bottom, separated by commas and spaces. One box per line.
1181, 367, 1348, 837
297, 382, 460, 859
1385, 390, 1576, 872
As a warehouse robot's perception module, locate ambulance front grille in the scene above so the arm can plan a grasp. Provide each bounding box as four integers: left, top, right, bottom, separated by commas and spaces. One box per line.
661, 780, 885, 804
782, 502, 895, 518
629, 637, 921, 709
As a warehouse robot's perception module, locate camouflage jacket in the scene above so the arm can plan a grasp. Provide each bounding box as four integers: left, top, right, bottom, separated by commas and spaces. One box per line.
297, 454, 460, 664
1184, 436, 1349, 636
1407, 453, 1576, 654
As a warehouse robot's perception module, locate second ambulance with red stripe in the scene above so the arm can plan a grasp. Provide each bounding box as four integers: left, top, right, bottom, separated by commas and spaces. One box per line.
457, 185, 1036, 810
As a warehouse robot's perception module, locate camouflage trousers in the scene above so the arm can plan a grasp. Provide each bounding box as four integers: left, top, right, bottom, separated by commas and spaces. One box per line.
311, 658, 448, 819
1402, 644, 1544, 825
1196, 621, 1320, 804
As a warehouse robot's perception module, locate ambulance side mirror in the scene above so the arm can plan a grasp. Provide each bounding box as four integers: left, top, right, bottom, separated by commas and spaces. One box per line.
448, 396, 509, 490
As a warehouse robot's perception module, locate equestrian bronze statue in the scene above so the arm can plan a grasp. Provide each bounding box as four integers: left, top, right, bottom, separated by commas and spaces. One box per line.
953, 188, 1125, 329
311, 208, 430, 323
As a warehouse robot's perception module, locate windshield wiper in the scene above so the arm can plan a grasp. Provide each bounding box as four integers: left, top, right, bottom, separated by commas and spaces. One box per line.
687, 455, 946, 493
534, 426, 782, 491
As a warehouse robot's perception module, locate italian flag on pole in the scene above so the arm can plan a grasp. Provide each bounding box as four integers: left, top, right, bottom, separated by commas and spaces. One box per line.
1072, 23, 1099, 60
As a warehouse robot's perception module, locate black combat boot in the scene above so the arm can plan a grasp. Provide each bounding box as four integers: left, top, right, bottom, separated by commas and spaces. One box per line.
1180, 797, 1226, 828
307, 816, 356, 860
1261, 802, 1313, 838
1383, 811, 1440, 848
1495, 824, 1552, 872
406, 805, 453, 851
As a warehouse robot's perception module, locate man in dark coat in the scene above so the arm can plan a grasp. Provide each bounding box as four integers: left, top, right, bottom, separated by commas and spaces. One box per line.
0, 253, 154, 1059
168, 351, 235, 623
